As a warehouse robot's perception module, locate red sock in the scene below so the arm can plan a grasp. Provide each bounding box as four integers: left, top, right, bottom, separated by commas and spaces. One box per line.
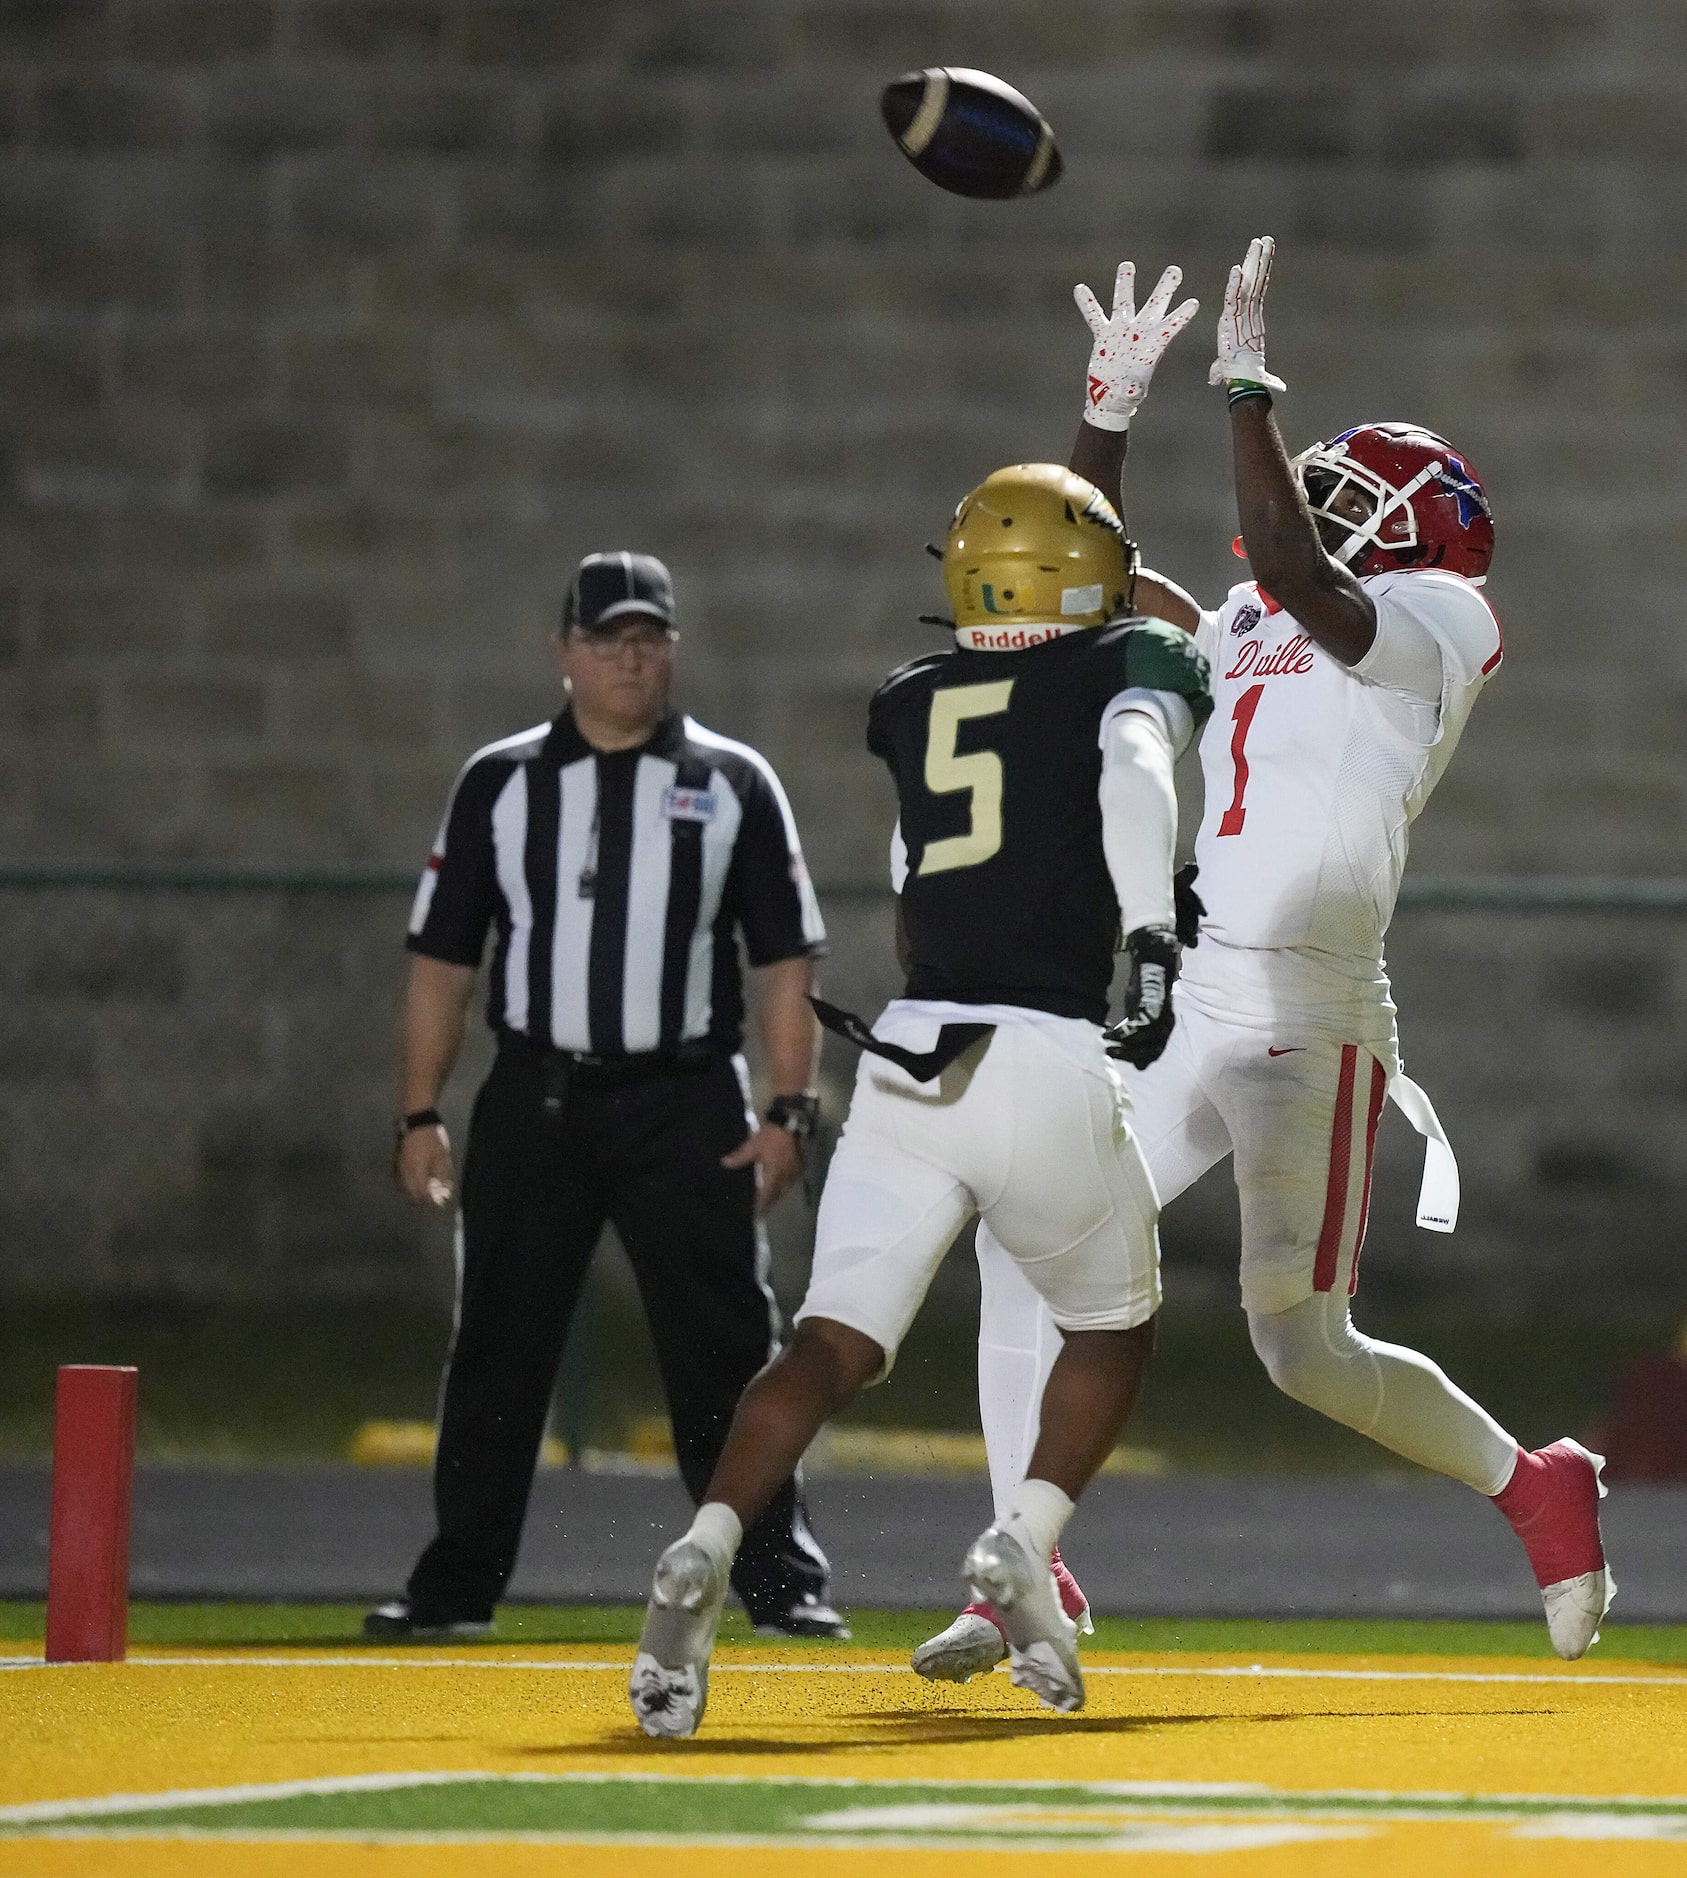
1049, 1546, 1090, 1623
1490, 1444, 1604, 1587
963, 1544, 1087, 1636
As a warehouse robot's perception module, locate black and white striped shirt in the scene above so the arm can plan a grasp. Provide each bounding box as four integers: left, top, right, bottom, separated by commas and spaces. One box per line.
408, 710, 826, 1057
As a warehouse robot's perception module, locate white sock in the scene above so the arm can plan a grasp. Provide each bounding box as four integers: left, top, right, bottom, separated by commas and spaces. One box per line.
682, 1501, 743, 1572
1000, 1477, 1074, 1566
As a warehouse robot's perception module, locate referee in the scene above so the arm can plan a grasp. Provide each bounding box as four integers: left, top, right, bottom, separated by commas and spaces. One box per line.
370, 550, 844, 1640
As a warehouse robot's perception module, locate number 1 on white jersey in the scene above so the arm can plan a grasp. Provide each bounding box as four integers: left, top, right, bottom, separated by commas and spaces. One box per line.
1218, 682, 1264, 837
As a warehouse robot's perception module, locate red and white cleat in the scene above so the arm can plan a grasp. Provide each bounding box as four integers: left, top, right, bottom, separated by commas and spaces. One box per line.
963, 1525, 1085, 1712
910, 1602, 1007, 1683
910, 1545, 1091, 1683
1491, 1437, 1616, 1661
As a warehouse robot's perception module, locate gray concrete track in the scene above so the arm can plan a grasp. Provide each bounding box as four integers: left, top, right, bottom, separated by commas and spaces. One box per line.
2, 1465, 1681, 1620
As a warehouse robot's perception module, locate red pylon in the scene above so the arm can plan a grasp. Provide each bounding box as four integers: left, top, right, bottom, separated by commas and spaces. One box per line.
45, 1365, 138, 1663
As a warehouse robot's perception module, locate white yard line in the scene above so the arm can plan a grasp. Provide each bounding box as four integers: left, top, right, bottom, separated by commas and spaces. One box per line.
2, 1827, 1377, 1850
1098, 1664, 1687, 1689
0, 1772, 504, 1826
5, 1653, 1685, 1689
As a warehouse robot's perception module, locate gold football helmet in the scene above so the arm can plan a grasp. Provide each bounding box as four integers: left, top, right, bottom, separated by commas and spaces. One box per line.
943, 464, 1131, 638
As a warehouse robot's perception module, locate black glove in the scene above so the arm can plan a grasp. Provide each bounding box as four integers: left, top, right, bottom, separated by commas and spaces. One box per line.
1105, 925, 1181, 1069
1173, 862, 1205, 949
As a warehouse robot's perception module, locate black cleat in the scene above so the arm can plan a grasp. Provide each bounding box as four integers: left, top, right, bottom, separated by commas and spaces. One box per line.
751, 1596, 852, 1641
362, 1598, 493, 1642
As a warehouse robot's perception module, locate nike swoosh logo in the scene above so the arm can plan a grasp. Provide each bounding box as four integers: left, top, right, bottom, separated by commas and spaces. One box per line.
1267, 1046, 1304, 1057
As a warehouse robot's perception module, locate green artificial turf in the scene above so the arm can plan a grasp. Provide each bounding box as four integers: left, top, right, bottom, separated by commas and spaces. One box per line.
3, 1600, 1684, 1662
12, 1775, 1685, 1840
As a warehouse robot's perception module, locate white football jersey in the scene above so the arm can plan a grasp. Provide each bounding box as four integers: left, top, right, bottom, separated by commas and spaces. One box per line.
1189, 568, 1502, 960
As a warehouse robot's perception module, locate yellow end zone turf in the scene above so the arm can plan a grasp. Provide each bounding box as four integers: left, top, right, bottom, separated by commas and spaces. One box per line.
3, 1627, 1685, 1873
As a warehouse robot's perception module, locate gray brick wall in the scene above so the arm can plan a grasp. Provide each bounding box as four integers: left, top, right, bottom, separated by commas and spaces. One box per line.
5, 0, 1685, 878
1, 0, 1684, 1312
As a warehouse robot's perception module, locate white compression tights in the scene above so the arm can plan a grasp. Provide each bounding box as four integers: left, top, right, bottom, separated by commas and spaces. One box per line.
974, 1231, 1519, 1501
977, 1228, 1067, 1520
1246, 1292, 1518, 1495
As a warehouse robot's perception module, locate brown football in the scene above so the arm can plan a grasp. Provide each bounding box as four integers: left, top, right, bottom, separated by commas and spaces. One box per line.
880, 67, 1062, 200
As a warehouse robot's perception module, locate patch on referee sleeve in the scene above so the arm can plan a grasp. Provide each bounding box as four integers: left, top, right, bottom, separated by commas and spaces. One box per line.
662, 786, 718, 822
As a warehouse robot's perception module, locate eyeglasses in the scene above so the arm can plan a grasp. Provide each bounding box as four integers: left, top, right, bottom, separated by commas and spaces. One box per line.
572, 626, 677, 659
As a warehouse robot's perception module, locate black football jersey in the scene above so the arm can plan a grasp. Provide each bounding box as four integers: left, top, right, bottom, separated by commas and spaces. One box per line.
867, 620, 1212, 1023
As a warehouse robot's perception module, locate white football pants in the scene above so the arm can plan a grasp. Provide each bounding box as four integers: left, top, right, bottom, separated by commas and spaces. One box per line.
797, 1005, 1160, 1376
974, 1002, 1517, 1513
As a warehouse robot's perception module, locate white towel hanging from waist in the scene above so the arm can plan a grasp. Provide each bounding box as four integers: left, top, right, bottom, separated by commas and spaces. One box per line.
1387, 1071, 1459, 1233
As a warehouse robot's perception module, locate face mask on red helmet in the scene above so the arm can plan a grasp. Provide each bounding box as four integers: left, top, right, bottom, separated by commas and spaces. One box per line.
1291, 424, 1495, 582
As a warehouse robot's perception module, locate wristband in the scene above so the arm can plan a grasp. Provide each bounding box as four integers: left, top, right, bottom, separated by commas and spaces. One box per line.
765, 1092, 820, 1141
1226, 380, 1273, 407
395, 1107, 444, 1147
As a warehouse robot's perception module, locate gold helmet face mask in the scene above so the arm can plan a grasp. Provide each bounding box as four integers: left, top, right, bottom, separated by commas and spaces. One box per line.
943, 463, 1132, 648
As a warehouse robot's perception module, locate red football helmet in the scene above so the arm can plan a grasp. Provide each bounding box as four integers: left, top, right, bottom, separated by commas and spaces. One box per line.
1291, 423, 1494, 580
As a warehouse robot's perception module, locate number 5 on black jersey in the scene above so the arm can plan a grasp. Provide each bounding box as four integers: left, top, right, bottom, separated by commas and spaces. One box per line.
920, 679, 1016, 875
866, 620, 1211, 1024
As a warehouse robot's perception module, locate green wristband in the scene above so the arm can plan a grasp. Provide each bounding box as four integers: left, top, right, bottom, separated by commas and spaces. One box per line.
1227, 380, 1273, 407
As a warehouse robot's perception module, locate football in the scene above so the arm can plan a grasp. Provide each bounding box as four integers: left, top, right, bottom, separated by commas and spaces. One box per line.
879, 67, 1062, 200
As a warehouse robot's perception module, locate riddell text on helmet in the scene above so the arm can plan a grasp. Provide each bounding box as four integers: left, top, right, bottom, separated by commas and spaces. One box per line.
955, 622, 1083, 651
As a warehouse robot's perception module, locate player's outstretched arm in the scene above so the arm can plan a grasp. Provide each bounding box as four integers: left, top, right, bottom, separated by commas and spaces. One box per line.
1073, 418, 1207, 632
1130, 568, 1202, 634
1068, 260, 1197, 547
1215, 237, 1377, 664
1230, 399, 1376, 664
1069, 415, 1126, 517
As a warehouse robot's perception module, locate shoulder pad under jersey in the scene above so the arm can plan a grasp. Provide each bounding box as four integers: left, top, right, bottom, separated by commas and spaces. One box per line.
873, 649, 951, 703
868, 648, 951, 757
1114, 617, 1214, 726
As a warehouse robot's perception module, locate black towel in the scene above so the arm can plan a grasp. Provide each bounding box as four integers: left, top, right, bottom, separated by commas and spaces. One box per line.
810, 997, 994, 1084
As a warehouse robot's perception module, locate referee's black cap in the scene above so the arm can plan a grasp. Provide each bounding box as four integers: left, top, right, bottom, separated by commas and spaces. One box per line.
564, 551, 676, 634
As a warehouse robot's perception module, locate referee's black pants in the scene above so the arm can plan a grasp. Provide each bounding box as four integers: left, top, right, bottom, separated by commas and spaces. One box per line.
406, 1040, 832, 1624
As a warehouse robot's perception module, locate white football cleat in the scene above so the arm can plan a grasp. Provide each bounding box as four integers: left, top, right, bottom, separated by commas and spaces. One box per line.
1535, 1438, 1615, 1661
911, 1608, 1007, 1683
629, 1539, 728, 1738
912, 1545, 1091, 1684
1543, 1566, 1616, 1662
963, 1525, 1084, 1713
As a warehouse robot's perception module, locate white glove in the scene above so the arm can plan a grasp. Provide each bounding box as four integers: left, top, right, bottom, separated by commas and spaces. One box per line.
1075, 261, 1199, 432
1209, 235, 1286, 391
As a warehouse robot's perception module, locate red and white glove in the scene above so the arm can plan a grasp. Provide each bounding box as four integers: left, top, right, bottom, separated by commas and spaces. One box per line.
1075, 261, 1199, 432
1209, 234, 1286, 391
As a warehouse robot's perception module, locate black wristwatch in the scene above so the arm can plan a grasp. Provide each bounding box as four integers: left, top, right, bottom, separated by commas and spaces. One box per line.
765, 1092, 820, 1141
394, 1107, 444, 1151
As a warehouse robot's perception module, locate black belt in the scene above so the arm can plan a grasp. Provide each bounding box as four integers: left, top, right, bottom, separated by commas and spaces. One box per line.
498, 1031, 723, 1099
